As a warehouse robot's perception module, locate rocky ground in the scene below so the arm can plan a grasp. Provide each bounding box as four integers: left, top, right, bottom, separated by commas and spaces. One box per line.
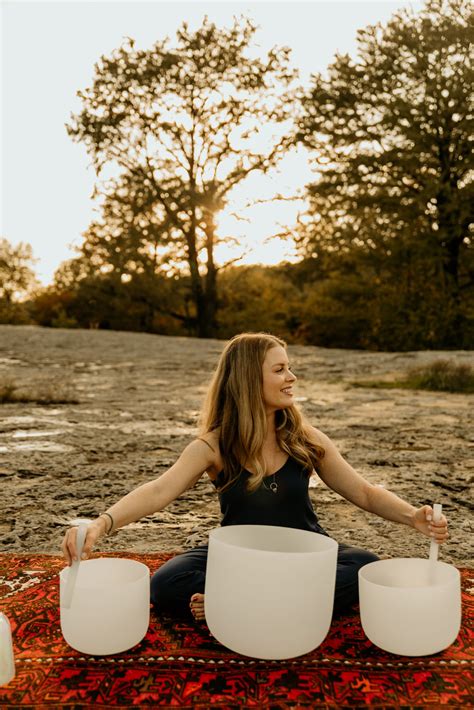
0, 325, 472, 567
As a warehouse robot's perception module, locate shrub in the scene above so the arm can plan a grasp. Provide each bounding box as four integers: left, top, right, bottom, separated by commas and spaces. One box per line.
404, 360, 474, 393
352, 359, 474, 394
0, 377, 80, 404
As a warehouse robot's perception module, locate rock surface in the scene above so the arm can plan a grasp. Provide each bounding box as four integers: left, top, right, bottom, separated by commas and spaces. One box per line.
0, 325, 472, 567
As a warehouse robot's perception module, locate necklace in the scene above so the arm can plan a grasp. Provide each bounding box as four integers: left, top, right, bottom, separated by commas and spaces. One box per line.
263, 473, 278, 493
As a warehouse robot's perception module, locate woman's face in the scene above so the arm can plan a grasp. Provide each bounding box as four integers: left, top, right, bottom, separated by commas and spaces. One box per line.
261, 345, 297, 412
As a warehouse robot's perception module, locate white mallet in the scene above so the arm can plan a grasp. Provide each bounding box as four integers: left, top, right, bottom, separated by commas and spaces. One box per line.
61, 524, 88, 609
428, 503, 442, 584
429, 503, 443, 562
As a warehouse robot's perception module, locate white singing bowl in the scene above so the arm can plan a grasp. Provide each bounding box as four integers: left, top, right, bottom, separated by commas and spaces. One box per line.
359, 558, 461, 656
60, 558, 150, 655
204, 525, 338, 660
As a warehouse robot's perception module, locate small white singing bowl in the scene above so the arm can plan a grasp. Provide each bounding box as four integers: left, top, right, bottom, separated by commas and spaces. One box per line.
60, 558, 150, 655
204, 525, 338, 660
359, 558, 461, 656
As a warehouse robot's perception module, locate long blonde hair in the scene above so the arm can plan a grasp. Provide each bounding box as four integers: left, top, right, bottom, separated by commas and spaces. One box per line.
199, 332, 325, 493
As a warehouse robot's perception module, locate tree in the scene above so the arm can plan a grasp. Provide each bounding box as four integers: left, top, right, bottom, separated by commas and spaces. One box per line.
216, 264, 303, 340
67, 17, 296, 336
0, 238, 38, 303
296, 0, 473, 346
52, 257, 92, 291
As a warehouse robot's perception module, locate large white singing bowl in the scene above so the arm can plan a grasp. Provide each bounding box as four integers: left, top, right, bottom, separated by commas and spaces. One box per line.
204, 525, 338, 660
60, 558, 150, 655
359, 558, 461, 656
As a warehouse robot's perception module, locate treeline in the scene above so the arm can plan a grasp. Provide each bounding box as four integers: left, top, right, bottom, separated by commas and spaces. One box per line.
4, 249, 473, 350
1, 0, 473, 350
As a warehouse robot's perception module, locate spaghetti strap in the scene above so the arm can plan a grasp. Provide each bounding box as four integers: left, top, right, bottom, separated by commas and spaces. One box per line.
196, 437, 215, 452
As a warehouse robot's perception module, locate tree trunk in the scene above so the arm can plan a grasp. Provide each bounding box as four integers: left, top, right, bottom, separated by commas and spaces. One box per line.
186, 207, 207, 337
436, 138, 464, 346
188, 208, 219, 339
202, 211, 218, 337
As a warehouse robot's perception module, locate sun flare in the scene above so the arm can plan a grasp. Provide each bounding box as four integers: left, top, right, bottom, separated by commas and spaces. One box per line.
212, 150, 313, 267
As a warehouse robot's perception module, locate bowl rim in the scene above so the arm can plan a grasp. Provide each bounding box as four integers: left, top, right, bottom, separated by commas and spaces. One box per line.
358, 557, 460, 590
209, 525, 338, 555
59, 557, 150, 584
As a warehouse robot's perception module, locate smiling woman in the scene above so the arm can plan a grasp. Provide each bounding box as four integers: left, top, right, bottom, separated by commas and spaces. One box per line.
262, 344, 297, 409
198, 333, 323, 495
61, 330, 448, 625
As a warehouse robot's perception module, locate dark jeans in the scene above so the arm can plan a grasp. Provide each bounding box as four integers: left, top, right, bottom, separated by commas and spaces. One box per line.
150, 541, 379, 620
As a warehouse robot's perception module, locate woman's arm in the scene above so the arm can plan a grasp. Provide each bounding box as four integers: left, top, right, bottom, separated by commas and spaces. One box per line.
62, 438, 216, 564
312, 427, 448, 542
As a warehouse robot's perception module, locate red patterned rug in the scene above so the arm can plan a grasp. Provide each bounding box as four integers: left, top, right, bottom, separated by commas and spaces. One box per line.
0, 552, 472, 709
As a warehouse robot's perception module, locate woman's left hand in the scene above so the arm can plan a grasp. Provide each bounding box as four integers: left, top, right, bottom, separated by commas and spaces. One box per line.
412, 505, 449, 544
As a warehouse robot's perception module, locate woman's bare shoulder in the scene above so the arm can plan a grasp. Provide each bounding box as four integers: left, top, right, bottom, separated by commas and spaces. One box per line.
196, 429, 220, 451
307, 425, 333, 449
195, 430, 223, 479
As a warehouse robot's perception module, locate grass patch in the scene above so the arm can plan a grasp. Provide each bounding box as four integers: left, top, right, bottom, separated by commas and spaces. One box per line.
352, 359, 474, 394
0, 376, 80, 404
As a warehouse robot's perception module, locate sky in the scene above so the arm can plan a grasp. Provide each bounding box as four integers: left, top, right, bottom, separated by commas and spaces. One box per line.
2, 0, 423, 285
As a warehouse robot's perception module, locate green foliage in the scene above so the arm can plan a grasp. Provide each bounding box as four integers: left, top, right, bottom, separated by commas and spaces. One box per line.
23, 251, 474, 350
405, 360, 474, 392
286, 247, 474, 350
0, 376, 80, 404
0, 379, 16, 403
217, 265, 304, 341
0, 238, 39, 323
67, 17, 296, 337
296, 0, 474, 346
0, 299, 33, 325
29, 288, 78, 329
31, 270, 191, 335
6, 3, 474, 351
352, 359, 474, 393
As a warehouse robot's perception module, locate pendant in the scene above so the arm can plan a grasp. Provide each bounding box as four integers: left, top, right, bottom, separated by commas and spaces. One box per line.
270, 481, 278, 493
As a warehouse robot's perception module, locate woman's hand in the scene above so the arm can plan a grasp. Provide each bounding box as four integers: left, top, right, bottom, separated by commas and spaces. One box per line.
412, 505, 449, 544
61, 518, 107, 565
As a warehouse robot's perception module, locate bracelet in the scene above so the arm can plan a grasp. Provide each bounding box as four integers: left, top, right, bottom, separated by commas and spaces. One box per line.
99, 512, 114, 535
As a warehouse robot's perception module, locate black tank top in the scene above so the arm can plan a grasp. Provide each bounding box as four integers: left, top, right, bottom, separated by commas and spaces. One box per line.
211, 456, 328, 536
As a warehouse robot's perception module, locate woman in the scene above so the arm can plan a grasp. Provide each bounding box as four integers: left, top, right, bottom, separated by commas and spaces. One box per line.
62, 332, 448, 622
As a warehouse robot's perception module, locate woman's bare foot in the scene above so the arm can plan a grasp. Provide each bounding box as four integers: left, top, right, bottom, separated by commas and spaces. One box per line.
190, 593, 205, 621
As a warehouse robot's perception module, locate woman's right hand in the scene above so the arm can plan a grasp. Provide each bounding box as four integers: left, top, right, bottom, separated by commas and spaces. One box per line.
61, 517, 107, 565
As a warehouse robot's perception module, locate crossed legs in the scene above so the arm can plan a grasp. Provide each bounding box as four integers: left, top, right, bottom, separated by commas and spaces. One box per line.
150, 541, 379, 622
